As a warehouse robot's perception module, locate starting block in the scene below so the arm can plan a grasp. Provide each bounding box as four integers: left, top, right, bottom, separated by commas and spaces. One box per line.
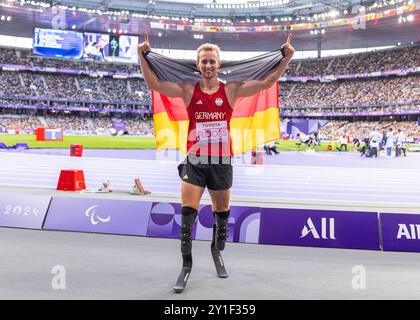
98, 180, 112, 193
79, 180, 112, 193
56, 169, 86, 191
129, 178, 151, 195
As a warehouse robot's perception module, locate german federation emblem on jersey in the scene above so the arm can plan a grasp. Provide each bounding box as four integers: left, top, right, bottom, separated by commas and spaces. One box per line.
215, 98, 223, 106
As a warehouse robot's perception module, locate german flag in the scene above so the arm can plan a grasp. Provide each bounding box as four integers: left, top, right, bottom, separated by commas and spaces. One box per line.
146, 50, 283, 155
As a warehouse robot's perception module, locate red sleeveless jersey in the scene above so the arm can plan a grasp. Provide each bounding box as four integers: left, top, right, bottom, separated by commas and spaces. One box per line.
186, 82, 233, 157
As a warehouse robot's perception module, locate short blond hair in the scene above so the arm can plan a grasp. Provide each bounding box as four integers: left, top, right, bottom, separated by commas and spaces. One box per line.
196, 43, 221, 62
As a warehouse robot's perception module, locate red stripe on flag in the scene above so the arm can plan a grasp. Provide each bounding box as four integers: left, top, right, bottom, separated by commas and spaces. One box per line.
152, 91, 188, 121
153, 83, 278, 121
232, 83, 278, 118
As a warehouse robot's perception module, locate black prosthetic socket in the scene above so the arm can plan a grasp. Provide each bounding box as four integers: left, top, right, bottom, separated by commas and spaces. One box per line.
213, 210, 230, 251
180, 206, 198, 256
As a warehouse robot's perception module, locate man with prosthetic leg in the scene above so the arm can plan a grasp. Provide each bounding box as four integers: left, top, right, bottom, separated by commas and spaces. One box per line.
175, 150, 234, 292
173, 206, 229, 292
137, 33, 295, 293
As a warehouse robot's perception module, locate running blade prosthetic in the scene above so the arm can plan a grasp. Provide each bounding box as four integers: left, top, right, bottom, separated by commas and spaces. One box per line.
173, 254, 192, 293
211, 245, 228, 278
173, 267, 192, 293
211, 225, 228, 278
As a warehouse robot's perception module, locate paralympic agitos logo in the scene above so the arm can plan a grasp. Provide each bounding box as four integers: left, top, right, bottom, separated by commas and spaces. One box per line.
84, 205, 111, 225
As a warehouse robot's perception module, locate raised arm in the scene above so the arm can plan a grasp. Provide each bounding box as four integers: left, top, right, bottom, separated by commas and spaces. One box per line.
137, 34, 186, 98
227, 34, 295, 100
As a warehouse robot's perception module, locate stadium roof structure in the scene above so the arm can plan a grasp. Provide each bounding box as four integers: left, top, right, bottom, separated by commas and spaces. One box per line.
0, 0, 418, 51
6, 0, 383, 19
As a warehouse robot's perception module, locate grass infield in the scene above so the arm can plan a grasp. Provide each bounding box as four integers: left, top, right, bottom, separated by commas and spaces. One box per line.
0, 135, 157, 149
0, 134, 418, 152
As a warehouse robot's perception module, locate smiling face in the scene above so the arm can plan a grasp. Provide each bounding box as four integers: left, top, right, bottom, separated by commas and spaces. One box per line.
196, 47, 221, 80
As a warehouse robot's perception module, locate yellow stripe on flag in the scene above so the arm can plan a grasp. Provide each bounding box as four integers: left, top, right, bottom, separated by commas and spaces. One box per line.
230, 107, 280, 155
153, 112, 189, 154
153, 105, 280, 156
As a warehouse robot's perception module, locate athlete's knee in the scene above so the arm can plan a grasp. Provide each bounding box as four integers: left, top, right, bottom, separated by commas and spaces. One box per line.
212, 205, 230, 212
181, 192, 200, 211
181, 202, 200, 211
210, 189, 230, 213
181, 183, 204, 210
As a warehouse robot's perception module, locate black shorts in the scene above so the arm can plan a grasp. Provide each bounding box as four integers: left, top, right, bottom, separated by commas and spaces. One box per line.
177, 155, 233, 191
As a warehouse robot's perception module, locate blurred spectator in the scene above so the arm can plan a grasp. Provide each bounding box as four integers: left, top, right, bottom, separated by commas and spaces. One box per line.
281, 75, 419, 108
318, 121, 420, 142
0, 113, 154, 136
1, 43, 419, 76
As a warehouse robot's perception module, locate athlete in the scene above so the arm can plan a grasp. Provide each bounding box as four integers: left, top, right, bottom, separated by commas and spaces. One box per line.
137, 33, 295, 292
110, 38, 118, 57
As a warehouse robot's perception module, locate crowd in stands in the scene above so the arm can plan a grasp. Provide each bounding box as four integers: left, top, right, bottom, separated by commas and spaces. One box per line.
128, 79, 152, 102
317, 121, 420, 142
91, 117, 115, 134
0, 113, 154, 136
0, 114, 43, 130
0, 46, 21, 65
0, 44, 418, 117
284, 104, 420, 117
1, 111, 417, 140
281, 75, 419, 108
2, 44, 419, 77
124, 118, 154, 135
44, 115, 92, 131
0, 71, 152, 104
0, 46, 139, 73
90, 77, 128, 101
286, 44, 420, 76
0, 72, 29, 97
1, 69, 417, 110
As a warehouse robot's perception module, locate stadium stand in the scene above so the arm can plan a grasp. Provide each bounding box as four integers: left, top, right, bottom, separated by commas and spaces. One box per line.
0, 43, 418, 137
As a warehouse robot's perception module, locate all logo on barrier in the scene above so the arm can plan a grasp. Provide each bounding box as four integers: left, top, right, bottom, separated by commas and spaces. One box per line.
381, 212, 420, 252
0, 193, 51, 229
396, 224, 420, 240
300, 217, 336, 240
259, 208, 379, 250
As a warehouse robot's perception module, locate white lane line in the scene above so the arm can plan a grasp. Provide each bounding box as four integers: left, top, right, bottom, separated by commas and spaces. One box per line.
1, 171, 419, 193
1, 167, 419, 185
1, 152, 419, 171
2, 166, 417, 179
1, 153, 419, 204
1, 179, 419, 202
1, 162, 418, 180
